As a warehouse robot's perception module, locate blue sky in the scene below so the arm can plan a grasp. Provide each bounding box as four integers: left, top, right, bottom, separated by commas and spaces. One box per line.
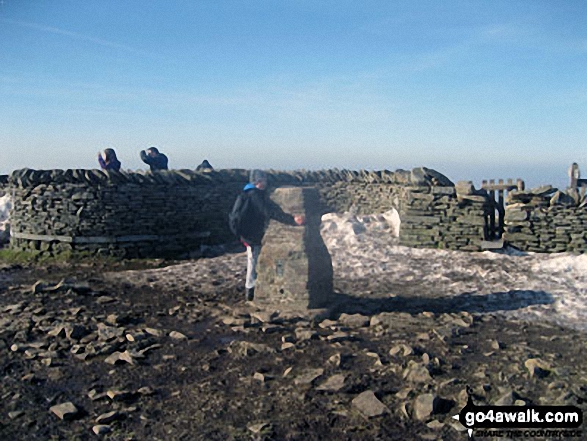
1, 1, 586, 189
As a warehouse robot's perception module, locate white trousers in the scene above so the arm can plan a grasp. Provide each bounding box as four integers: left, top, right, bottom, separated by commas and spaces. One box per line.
245, 245, 261, 289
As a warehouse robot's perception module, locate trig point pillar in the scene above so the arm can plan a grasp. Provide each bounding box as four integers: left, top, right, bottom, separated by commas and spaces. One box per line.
255, 186, 333, 309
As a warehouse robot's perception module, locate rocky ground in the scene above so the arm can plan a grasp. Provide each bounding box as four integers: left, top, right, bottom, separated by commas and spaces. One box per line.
0, 253, 586, 441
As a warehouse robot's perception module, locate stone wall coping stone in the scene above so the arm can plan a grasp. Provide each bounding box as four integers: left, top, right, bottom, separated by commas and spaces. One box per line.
7, 166, 455, 189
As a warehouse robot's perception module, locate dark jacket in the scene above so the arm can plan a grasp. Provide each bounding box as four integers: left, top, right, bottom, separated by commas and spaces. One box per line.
239, 184, 296, 246
98, 156, 121, 171
140, 151, 168, 171
196, 159, 213, 171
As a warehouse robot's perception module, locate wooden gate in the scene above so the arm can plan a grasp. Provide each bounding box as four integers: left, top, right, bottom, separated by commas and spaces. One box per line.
481, 178, 525, 240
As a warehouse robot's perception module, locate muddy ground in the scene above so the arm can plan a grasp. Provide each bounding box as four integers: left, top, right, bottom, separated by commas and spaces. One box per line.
0, 254, 586, 441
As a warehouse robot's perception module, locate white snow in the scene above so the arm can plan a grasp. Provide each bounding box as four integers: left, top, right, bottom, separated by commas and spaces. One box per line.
320, 212, 587, 332
108, 208, 587, 333
0, 193, 11, 244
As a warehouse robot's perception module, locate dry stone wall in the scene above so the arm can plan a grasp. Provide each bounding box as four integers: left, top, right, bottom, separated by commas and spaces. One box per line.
8, 169, 248, 258
504, 186, 587, 253
399, 182, 490, 251
6, 167, 493, 258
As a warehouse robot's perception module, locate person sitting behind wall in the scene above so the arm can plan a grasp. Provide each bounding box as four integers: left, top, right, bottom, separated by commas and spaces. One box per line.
196, 159, 213, 171
98, 148, 121, 171
140, 147, 169, 171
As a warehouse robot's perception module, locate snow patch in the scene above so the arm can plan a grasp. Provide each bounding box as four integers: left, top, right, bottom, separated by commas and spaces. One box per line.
0, 193, 11, 244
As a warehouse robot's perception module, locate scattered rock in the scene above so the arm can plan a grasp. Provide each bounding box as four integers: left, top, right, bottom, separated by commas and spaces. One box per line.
88, 389, 108, 401
144, 327, 162, 337
352, 390, 389, 418
137, 386, 155, 396
318, 319, 338, 329
169, 331, 188, 340
316, 374, 346, 392
326, 332, 353, 343
426, 420, 445, 430
96, 411, 122, 424
253, 372, 270, 383
49, 402, 79, 420
47, 325, 66, 338
251, 311, 279, 323
261, 325, 282, 334
403, 362, 433, 384
97, 324, 124, 341
104, 351, 134, 365
413, 393, 454, 420
65, 325, 87, 340
126, 331, 148, 342
337, 313, 369, 328
525, 358, 551, 378
247, 421, 271, 434
490, 339, 504, 350
92, 425, 112, 435
413, 394, 435, 421
294, 368, 324, 386
390, 344, 413, 357
106, 390, 133, 402
228, 341, 274, 357
328, 353, 342, 367
494, 389, 517, 406
8, 410, 24, 419
295, 328, 318, 341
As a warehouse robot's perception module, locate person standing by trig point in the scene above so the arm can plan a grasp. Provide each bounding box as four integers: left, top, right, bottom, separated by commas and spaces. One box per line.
140, 146, 169, 171
229, 170, 305, 301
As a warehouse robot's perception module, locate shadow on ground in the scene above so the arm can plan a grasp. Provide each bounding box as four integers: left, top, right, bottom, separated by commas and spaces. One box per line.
328, 289, 554, 317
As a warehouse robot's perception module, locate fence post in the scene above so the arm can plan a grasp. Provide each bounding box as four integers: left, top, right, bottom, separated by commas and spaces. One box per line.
497, 179, 505, 238
489, 179, 495, 239
569, 163, 580, 189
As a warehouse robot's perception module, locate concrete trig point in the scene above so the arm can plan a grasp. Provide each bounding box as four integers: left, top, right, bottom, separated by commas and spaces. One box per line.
255, 186, 333, 310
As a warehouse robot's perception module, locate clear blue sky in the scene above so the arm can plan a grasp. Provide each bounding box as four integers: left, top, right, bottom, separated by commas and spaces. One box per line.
1, 0, 586, 189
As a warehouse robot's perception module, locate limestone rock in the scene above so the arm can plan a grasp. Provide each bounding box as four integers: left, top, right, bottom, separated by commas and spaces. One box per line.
525, 358, 551, 378
352, 390, 389, 418
326, 331, 353, 343
106, 389, 133, 402
413, 394, 436, 421
65, 325, 87, 340
49, 402, 79, 420
96, 411, 122, 424
8, 410, 24, 419
104, 351, 134, 365
316, 374, 346, 392
294, 368, 324, 386
169, 331, 188, 340
403, 362, 433, 384
92, 425, 111, 435
390, 344, 414, 357
295, 328, 318, 341
337, 313, 369, 328
97, 324, 124, 341
247, 422, 271, 434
